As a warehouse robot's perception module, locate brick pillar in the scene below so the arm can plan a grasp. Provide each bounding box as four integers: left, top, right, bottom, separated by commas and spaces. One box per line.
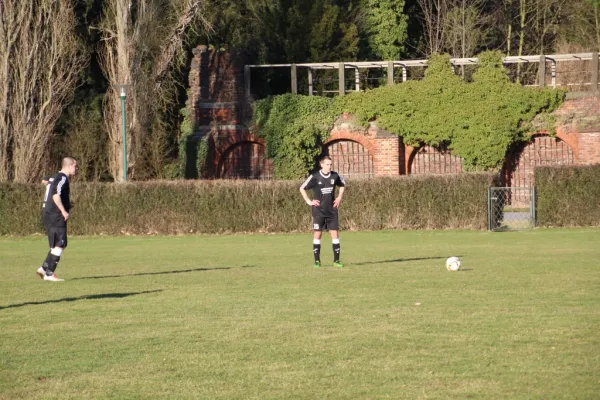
186, 46, 255, 178
577, 132, 600, 165
373, 135, 401, 176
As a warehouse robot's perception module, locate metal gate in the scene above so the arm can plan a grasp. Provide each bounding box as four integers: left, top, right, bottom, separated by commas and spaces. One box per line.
488, 187, 536, 231
326, 140, 374, 179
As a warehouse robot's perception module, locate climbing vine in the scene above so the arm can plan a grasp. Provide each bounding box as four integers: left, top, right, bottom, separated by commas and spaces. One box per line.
251, 51, 566, 178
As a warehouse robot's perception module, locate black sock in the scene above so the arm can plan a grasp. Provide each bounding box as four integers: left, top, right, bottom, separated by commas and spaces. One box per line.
313, 240, 321, 262
47, 254, 61, 274
333, 241, 341, 262
42, 251, 52, 271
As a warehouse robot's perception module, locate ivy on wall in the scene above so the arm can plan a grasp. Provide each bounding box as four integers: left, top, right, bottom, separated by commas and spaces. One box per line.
252, 94, 338, 178
178, 99, 209, 179
251, 51, 565, 179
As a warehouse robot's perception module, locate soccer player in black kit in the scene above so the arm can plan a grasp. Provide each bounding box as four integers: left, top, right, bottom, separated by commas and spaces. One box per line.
300, 156, 346, 268
36, 157, 78, 281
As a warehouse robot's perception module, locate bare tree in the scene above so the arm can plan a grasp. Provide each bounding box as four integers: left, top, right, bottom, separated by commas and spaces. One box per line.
560, 0, 600, 51
0, 0, 87, 182
444, 0, 490, 59
418, 0, 451, 56
513, 0, 568, 82
99, 0, 208, 182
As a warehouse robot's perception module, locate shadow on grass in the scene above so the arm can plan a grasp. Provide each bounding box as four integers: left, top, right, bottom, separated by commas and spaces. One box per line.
71, 266, 238, 281
354, 256, 454, 266
0, 290, 163, 311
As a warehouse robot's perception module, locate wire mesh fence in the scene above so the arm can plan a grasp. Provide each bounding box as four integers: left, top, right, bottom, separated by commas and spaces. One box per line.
488, 187, 536, 231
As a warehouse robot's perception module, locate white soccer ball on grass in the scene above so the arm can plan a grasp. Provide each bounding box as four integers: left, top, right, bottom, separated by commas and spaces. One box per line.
446, 256, 461, 272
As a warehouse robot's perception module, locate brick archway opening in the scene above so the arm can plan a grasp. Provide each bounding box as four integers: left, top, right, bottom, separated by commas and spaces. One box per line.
219, 141, 273, 179
504, 134, 575, 188
408, 144, 464, 174
323, 139, 374, 179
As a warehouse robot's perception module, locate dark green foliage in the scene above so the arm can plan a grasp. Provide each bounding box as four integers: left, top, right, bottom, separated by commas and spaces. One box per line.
252, 52, 565, 178
340, 173, 496, 230
361, 0, 408, 60
0, 184, 45, 235
536, 165, 600, 227
0, 173, 496, 235
178, 106, 209, 179
252, 94, 337, 179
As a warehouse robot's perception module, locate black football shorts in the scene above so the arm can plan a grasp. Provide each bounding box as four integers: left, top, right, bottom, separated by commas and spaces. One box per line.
313, 215, 339, 231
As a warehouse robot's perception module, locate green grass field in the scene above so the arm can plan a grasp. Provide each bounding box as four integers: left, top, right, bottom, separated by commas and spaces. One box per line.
1, 229, 599, 399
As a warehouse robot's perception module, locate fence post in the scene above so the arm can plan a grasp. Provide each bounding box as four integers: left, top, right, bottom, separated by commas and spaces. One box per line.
244, 65, 251, 100
308, 68, 313, 96
291, 64, 298, 94
387, 61, 394, 86
539, 55, 546, 88
488, 187, 492, 231
531, 186, 536, 228
592, 52, 599, 92
338, 62, 345, 96
355, 68, 360, 92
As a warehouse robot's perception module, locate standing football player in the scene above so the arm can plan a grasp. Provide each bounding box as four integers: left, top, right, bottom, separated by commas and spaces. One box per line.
299, 155, 346, 268
37, 157, 78, 281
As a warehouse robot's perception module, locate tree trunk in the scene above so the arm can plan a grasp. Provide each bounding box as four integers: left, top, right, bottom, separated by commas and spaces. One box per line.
516, 0, 526, 84
0, 0, 86, 182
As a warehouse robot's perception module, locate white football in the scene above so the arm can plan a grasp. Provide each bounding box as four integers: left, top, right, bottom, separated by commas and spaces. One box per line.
446, 256, 461, 272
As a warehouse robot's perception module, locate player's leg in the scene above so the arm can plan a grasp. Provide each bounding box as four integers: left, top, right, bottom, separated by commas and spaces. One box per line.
313, 217, 324, 268
328, 217, 343, 267
43, 228, 66, 281
37, 218, 53, 279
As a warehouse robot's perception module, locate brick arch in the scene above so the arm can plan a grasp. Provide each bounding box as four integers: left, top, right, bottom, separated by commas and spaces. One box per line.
218, 140, 273, 179
322, 139, 374, 179
408, 144, 464, 175
504, 133, 575, 188
325, 131, 376, 155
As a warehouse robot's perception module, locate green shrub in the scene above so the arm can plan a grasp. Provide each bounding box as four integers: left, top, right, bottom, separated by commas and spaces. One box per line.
536, 165, 600, 227
0, 183, 44, 235
0, 173, 497, 235
251, 52, 565, 178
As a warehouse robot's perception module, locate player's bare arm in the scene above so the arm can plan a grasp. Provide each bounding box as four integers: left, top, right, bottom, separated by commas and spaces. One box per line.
300, 187, 320, 206
52, 193, 69, 221
333, 186, 345, 208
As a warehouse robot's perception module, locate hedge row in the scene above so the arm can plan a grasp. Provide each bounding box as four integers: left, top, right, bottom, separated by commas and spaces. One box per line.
0, 174, 497, 236
535, 165, 600, 227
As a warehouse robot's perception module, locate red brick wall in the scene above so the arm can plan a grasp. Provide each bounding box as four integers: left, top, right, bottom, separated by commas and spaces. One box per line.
554, 94, 600, 165
203, 128, 273, 179
325, 140, 374, 179
219, 141, 273, 179
504, 135, 575, 188
408, 145, 464, 175
576, 132, 600, 165
187, 46, 271, 179
187, 48, 600, 180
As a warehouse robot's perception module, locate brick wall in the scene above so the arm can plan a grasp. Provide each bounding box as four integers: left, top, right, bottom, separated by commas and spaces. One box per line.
187, 48, 600, 181
408, 145, 464, 175
186, 46, 272, 179
502, 93, 600, 187
505, 135, 575, 188
326, 116, 401, 177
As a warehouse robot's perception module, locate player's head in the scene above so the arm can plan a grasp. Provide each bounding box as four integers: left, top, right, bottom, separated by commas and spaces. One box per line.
319, 155, 333, 174
61, 157, 78, 177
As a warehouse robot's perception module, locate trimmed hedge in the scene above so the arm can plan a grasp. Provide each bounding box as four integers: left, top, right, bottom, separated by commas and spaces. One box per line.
536, 165, 600, 227
0, 173, 497, 235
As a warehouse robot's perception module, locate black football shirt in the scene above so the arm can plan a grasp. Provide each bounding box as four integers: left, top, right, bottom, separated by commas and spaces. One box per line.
300, 171, 346, 217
